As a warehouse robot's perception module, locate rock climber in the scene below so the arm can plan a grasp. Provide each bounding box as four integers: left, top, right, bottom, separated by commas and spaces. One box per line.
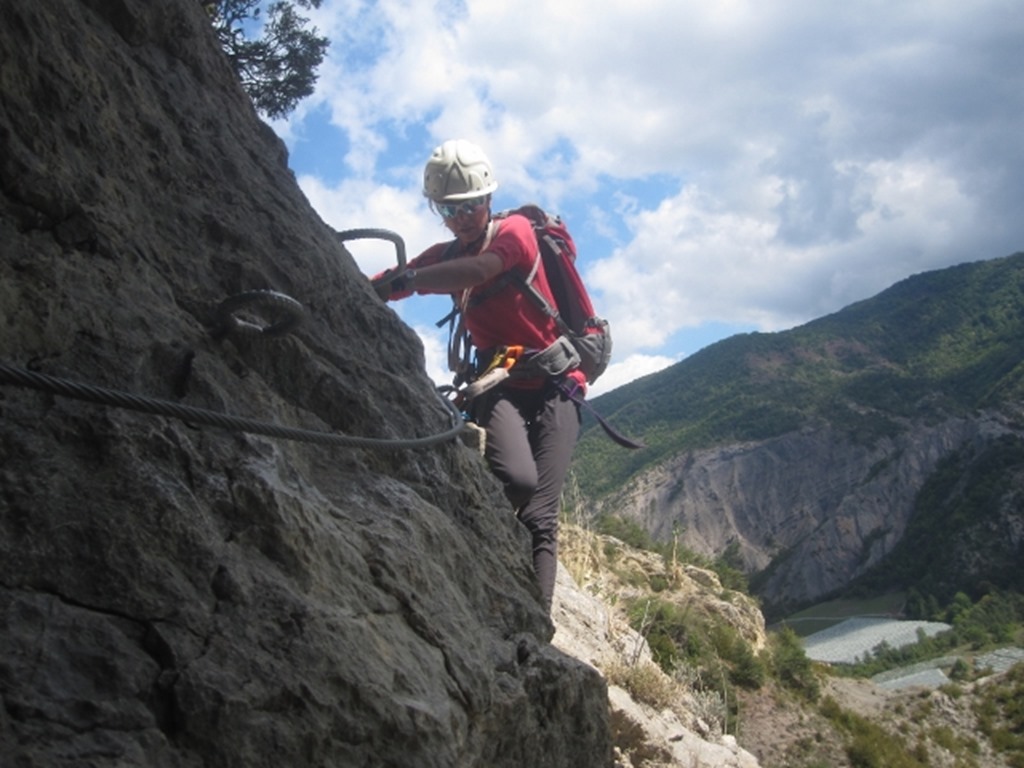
375, 138, 586, 612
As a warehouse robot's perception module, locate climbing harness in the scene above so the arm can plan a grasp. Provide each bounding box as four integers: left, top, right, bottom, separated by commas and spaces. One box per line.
463, 345, 524, 401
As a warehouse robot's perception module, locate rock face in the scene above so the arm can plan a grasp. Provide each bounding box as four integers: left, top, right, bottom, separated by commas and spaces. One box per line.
605, 413, 1021, 611
0, 1, 610, 765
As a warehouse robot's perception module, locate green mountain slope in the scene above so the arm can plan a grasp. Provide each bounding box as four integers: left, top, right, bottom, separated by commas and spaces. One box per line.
844, 433, 1024, 606
576, 251, 1024, 498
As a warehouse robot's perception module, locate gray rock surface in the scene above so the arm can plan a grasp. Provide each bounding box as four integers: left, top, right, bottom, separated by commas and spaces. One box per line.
0, 1, 610, 765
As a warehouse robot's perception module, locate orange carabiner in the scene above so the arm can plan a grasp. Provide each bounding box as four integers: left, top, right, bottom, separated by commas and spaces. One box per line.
501, 345, 525, 369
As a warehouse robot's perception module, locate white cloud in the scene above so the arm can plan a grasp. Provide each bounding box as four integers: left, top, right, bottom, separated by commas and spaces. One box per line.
413, 324, 451, 387
278, 0, 1024, 392
587, 153, 983, 359
588, 354, 678, 399
297, 173, 447, 275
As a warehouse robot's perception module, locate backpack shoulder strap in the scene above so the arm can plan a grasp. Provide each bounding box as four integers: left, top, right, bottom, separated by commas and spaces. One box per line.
503, 213, 575, 335
507, 265, 572, 335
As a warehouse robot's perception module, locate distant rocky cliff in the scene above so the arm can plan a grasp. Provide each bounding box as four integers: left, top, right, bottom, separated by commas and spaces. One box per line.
604, 410, 1022, 613
0, 1, 611, 765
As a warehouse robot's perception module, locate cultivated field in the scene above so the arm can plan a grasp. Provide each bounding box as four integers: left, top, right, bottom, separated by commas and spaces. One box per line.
778, 592, 908, 637
801, 616, 952, 664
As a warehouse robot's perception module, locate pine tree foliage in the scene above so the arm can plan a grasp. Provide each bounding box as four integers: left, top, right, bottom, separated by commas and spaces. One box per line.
205, 0, 329, 119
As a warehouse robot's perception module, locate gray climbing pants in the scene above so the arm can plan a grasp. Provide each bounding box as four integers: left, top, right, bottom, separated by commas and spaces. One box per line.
474, 381, 581, 611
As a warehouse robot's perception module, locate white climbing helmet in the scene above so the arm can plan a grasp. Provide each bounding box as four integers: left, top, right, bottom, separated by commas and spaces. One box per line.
422, 139, 498, 202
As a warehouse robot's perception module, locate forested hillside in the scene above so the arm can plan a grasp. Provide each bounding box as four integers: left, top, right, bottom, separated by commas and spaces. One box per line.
576, 251, 1024, 497
572, 251, 1024, 612
842, 433, 1024, 607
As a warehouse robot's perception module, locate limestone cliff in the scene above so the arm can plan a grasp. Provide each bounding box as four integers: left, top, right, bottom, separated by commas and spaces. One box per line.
0, 1, 610, 765
602, 411, 1022, 613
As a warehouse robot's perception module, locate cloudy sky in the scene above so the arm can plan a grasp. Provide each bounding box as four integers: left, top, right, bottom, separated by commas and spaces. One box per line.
268, 0, 1024, 396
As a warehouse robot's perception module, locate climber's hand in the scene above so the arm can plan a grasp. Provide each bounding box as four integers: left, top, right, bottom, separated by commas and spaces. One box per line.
371, 269, 394, 301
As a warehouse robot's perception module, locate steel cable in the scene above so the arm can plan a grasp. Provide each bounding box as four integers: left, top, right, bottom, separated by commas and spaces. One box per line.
0, 362, 465, 451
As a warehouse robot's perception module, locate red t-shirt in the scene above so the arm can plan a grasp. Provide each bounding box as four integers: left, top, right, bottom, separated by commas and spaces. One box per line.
387, 214, 588, 392
405, 215, 561, 352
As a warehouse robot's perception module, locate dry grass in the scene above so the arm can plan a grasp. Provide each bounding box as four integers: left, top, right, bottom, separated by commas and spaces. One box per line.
556, 502, 737, 738
559, 472, 604, 586
604, 660, 680, 711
